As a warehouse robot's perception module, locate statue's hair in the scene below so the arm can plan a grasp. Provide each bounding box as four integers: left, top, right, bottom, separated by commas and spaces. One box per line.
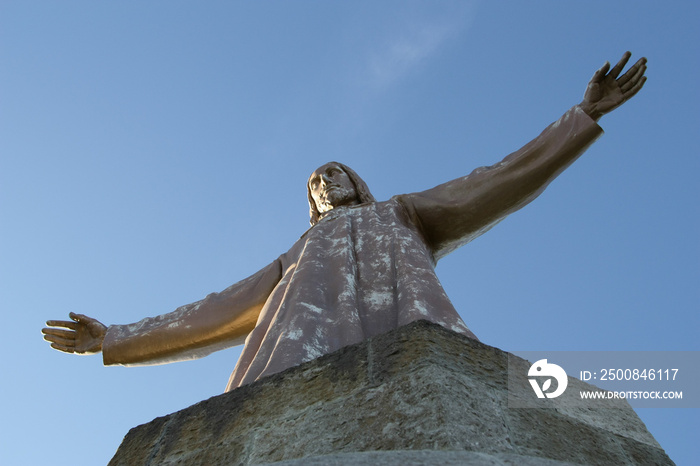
307, 162, 376, 226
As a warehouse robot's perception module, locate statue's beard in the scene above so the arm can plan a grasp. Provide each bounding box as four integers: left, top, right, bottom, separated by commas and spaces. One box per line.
318, 186, 357, 213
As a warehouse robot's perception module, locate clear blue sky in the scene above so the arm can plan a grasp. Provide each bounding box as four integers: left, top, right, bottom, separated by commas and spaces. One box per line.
2, 2, 698, 464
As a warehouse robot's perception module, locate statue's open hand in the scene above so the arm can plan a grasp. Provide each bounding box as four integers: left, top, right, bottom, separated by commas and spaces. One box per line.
581, 51, 647, 121
42, 312, 107, 355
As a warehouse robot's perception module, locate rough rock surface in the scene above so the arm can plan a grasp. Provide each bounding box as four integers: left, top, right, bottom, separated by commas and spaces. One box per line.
109, 320, 674, 465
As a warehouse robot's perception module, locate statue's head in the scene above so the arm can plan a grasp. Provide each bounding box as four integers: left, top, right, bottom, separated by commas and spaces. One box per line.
307, 162, 376, 226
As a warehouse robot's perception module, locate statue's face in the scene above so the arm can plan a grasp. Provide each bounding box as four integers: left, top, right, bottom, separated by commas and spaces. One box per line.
309, 163, 360, 214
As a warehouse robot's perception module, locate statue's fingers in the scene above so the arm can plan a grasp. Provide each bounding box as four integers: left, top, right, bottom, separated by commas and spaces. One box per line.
43, 333, 75, 348
618, 57, 647, 86
70, 312, 97, 325
50, 342, 75, 353
41, 328, 77, 340
623, 76, 646, 101
591, 61, 610, 83
609, 51, 632, 79
45, 320, 79, 330
621, 64, 647, 93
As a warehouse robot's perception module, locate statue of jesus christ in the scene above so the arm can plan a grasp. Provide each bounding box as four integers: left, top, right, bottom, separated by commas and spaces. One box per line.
43, 52, 647, 391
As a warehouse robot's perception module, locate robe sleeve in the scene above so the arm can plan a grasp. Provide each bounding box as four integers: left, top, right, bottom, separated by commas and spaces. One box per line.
398, 105, 603, 260
102, 259, 283, 366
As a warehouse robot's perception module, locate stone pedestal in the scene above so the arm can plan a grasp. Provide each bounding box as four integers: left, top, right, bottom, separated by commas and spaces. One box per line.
109, 320, 674, 465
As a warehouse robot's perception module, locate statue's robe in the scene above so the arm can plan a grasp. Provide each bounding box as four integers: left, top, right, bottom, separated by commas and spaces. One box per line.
102, 106, 602, 391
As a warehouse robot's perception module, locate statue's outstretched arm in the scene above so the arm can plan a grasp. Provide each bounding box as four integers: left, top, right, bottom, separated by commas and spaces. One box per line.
42, 259, 283, 366
402, 53, 646, 260
101, 259, 283, 366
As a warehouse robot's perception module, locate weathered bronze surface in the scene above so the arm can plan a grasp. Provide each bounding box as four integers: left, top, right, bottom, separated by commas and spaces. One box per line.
42, 53, 647, 391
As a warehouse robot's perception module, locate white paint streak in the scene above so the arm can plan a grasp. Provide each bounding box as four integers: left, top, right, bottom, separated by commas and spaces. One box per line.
287, 328, 303, 341
413, 300, 431, 317
300, 302, 324, 314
